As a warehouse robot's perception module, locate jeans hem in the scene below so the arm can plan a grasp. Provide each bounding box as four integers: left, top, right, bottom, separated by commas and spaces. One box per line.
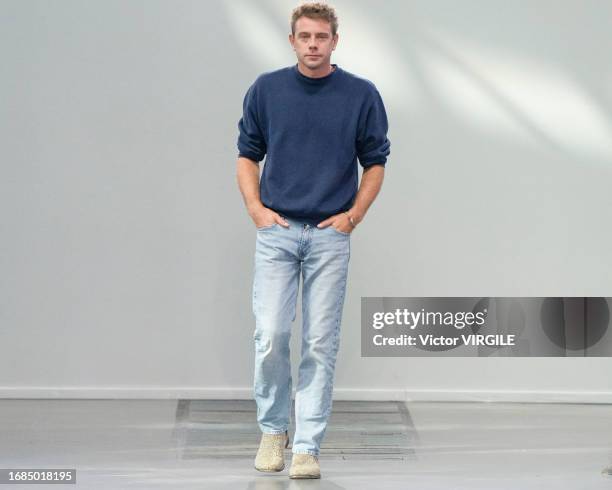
292, 449, 319, 456
260, 428, 288, 435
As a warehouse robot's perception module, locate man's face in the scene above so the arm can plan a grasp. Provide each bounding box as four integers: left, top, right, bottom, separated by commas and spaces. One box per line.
289, 16, 338, 70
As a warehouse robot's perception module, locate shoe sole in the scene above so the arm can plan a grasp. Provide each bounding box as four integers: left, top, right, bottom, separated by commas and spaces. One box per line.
254, 465, 285, 472
289, 474, 321, 479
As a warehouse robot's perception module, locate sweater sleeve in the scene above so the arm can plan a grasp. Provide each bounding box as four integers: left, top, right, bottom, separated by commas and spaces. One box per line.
356, 89, 391, 167
237, 81, 267, 162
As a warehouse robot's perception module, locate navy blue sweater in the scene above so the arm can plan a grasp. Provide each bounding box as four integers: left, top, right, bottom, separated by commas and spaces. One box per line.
237, 63, 390, 225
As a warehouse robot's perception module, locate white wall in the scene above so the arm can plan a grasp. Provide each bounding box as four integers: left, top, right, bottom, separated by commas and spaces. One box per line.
2, 0, 612, 402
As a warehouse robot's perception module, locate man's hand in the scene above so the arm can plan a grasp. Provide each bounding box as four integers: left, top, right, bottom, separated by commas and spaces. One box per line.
250, 203, 290, 229
316, 212, 356, 234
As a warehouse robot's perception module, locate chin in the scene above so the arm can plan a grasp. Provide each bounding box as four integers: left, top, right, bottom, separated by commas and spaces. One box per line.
303, 57, 324, 68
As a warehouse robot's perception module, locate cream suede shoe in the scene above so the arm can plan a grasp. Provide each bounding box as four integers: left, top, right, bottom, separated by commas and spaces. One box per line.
289, 453, 321, 479
254, 430, 290, 472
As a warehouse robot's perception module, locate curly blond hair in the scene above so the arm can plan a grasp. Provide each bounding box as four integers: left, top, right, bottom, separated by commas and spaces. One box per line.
291, 2, 338, 36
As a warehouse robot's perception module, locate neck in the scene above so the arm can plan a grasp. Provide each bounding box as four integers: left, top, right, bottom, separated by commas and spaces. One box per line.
296, 60, 334, 78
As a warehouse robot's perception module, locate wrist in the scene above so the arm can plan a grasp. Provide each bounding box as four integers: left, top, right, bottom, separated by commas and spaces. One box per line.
247, 201, 265, 217
346, 208, 364, 226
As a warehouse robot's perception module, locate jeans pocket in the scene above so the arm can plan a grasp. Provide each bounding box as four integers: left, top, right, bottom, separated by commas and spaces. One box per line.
330, 226, 350, 236
256, 223, 278, 231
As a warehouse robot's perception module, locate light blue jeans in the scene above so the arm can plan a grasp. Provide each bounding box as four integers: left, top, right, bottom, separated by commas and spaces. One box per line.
252, 214, 351, 456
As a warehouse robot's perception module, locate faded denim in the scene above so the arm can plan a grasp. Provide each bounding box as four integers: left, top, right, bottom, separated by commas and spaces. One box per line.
252, 214, 351, 456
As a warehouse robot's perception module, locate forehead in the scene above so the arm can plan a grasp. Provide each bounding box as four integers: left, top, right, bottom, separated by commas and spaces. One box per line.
294, 16, 332, 35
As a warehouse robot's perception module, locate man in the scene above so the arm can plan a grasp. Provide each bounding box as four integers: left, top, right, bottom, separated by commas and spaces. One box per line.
236, 2, 390, 479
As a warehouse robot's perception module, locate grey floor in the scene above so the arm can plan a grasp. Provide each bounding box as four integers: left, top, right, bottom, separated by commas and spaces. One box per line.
1, 399, 612, 489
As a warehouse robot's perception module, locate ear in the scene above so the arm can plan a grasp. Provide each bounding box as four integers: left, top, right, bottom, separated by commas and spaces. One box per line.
288, 33, 295, 49
332, 33, 339, 50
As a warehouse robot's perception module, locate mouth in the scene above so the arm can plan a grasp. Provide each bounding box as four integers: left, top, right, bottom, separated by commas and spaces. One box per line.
306, 55, 321, 58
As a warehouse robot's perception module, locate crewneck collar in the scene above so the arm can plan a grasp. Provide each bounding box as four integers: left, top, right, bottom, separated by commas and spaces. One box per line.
293, 63, 340, 85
